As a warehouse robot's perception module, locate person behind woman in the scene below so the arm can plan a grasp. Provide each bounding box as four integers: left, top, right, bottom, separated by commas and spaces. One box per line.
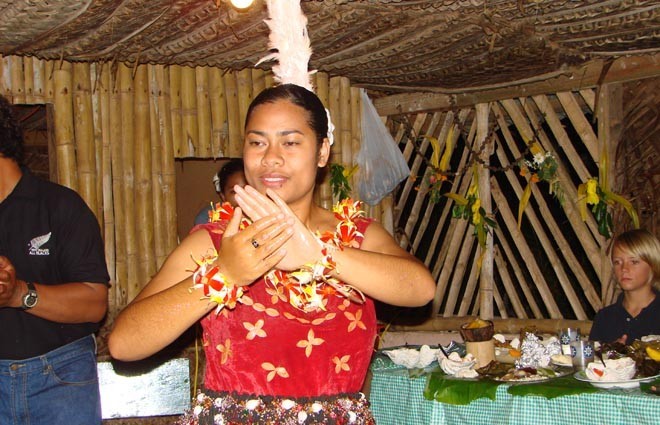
108, 84, 436, 424
193, 158, 246, 225
590, 229, 660, 344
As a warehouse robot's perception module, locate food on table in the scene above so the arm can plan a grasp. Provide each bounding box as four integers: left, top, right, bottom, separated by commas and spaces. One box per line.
585, 357, 636, 381
495, 366, 559, 382
465, 318, 491, 329
439, 352, 478, 378
647, 346, 660, 361
599, 339, 660, 378
460, 318, 494, 342
551, 354, 572, 366
515, 333, 562, 369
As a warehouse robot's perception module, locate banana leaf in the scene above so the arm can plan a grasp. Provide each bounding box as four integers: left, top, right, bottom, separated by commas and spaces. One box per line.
424, 371, 500, 405
506, 375, 598, 398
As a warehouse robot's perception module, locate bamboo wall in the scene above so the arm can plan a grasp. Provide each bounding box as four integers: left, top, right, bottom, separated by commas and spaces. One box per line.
0, 55, 373, 320
2, 53, 642, 325
388, 87, 633, 322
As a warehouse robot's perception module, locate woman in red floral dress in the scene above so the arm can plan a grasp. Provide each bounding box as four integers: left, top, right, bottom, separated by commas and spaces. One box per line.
108, 84, 435, 424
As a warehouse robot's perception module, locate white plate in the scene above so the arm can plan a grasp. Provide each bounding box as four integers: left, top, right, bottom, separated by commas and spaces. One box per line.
574, 371, 660, 389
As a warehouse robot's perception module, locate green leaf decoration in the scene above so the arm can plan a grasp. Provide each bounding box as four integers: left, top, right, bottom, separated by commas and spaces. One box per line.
506, 375, 598, 398
329, 163, 353, 201
424, 371, 500, 405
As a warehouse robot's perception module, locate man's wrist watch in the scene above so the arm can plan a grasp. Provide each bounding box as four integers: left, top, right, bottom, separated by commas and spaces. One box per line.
21, 281, 38, 310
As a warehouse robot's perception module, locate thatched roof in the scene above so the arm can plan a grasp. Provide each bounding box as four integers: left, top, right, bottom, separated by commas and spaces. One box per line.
1, 0, 658, 94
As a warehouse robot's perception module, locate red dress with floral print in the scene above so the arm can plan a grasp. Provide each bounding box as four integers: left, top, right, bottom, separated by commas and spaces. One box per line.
196, 218, 377, 398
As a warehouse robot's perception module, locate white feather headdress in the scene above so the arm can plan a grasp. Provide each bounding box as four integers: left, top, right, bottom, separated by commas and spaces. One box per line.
256, 0, 315, 91
256, 0, 334, 145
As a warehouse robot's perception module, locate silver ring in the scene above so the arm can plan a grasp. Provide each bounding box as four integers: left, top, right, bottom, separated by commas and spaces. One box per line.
251, 238, 259, 249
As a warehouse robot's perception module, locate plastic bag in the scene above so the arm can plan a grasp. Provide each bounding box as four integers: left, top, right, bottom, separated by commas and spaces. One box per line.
356, 90, 410, 205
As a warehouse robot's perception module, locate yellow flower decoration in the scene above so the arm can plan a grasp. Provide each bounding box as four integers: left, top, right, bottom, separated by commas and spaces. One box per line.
585, 178, 599, 205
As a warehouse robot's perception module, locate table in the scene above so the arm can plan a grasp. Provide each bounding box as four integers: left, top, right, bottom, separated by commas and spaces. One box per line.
369, 356, 660, 425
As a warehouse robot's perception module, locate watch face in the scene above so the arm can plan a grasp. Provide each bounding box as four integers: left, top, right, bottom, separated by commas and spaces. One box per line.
23, 291, 38, 309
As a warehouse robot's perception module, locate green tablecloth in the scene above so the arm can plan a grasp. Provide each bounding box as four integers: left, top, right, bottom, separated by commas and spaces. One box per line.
369, 356, 660, 425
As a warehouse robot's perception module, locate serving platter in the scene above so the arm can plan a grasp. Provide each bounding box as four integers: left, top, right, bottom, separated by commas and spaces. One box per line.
493, 367, 573, 385
574, 371, 660, 389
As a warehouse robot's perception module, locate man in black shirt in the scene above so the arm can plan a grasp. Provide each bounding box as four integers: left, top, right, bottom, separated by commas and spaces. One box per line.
0, 95, 110, 424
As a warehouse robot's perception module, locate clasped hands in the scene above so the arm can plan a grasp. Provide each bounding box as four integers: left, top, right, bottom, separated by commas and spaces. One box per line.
214, 186, 324, 287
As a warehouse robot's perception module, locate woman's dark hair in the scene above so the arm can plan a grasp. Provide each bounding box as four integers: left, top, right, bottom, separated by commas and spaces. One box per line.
0, 95, 24, 165
245, 84, 328, 146
217, 158, 244, 194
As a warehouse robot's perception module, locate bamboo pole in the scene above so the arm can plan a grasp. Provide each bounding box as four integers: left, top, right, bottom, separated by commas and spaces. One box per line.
493, 247, 527, 318
148, 65, 167, 269
155, 65, 178, 258
314, 72, 332, 209
119, 63, 139, 301
97, 62, 117, 320
421, 111, 470, 266
53, 61, 77, 190
181, 66, 198, 157
195, 66, 212, 158
23, 57, 35, 103
44, 60, 55, 103
597, 83, 622, 305
169, 65, 183, 157
339, 77, 352, 170
224, 71, 242, 157
457, 253, 480, 316
389, 316, 593, 335
556, 92, 599, 162
579, 89, 596, 112
394, 113, 429, 224
328, 76, 342, 171
490, 179, 562, 318
432, 217, 470, 315
30, 58, 46, 104
236, 68, 252, 139
444, 230, 477, 316
209, 67, 228, 157
252, 68, 266, 96
10, 56, 25, 103
476, 103, 494, 320
72, 62, 98, 215
350, 87, 361, 200
494, 226, 542, 318
408, 112, 442, 249
134, 64, 155, 291
0, 56, 9, 97
110, 64, 128, 309
430, 114, 478, 275
264, 71, 275, 89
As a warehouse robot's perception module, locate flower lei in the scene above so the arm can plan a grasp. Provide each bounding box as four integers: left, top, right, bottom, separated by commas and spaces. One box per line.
190, 199, 366, 314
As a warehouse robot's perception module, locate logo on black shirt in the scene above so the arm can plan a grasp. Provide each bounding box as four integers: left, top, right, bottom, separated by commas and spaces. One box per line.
29, 232, 51, 256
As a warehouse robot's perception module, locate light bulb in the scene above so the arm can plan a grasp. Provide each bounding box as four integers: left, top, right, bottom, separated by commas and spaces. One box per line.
230, 0, 254, 9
